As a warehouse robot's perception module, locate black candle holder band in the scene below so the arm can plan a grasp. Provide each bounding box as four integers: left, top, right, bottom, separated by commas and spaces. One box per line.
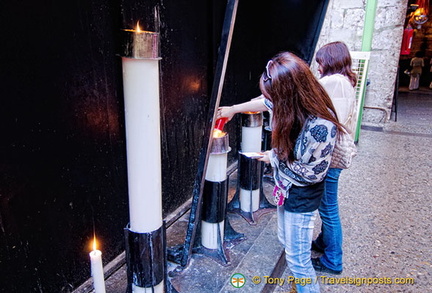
202, 179, 228, 223
239, 154, 262, 190
124, 225, 165, 290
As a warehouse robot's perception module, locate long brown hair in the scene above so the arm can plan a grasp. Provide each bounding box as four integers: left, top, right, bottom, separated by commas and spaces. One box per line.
315, 41, 357, 87
260, 52, 343, 162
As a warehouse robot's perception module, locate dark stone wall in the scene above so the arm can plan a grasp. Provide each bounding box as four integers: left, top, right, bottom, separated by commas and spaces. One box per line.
0, 0, 328, 291
0, 1, 128, 292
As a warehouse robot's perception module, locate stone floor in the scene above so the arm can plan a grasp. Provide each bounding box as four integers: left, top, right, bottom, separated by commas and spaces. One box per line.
75, 88, 432, 293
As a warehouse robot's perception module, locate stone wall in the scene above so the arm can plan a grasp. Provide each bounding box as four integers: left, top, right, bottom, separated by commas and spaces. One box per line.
312, 0, 408, 124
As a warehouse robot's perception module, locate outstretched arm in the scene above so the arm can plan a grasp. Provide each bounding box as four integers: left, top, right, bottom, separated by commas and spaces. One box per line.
217, 95, 268, 121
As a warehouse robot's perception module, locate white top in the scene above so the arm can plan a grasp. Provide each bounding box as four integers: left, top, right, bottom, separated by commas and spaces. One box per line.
319, 74, 357, 135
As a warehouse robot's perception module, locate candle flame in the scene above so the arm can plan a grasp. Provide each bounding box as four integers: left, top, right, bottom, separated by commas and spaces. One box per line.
136, 21, 142, 33
213, 129, 226, 138
92, 234, 98, 251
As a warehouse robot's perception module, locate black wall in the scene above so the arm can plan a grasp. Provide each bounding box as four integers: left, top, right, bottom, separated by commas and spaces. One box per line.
0, 0, 328, 291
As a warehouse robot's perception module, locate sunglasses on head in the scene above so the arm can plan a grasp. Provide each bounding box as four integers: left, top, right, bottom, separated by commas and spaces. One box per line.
263, 60, 273, 82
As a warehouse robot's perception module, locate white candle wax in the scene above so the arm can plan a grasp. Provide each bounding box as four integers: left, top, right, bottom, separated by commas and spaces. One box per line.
122, 57, 163, 234
205, 153, 228, 182
241, 126, 262, 152
89, 250, 106, 293
240, 188, 260, 212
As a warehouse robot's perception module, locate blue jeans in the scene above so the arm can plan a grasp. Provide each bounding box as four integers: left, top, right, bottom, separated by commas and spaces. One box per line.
277, 207, 320, 293
314, 168, 343, 271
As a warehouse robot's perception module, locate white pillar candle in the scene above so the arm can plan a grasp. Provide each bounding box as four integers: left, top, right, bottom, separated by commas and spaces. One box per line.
206, 153, 228, 182
122, 56, 163, 233
89, 242, 106, 293
121, 25, 164, 293
241, 126, 262, 152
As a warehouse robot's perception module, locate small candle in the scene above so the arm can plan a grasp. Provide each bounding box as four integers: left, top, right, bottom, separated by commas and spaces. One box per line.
89, 236, 106, 293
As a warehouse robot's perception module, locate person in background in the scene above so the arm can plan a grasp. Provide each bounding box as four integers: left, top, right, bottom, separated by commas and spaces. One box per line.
311, 41, 358, 275
218, 51, 344, 293
409, 51, 424, 90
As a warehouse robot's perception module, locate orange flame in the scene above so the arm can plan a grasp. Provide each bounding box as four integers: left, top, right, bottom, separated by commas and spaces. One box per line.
92, 233, 98, 251
213, 129, 226, 138
135, 21, 142, 33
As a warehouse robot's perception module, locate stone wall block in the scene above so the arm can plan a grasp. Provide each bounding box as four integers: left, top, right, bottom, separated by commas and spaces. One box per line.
334, 0, 363, 10
330, 9, 345, 29
379, 0, 408, 8
375, 6, 407, 29
344, 9, 366, 30
372, 28, 404, 50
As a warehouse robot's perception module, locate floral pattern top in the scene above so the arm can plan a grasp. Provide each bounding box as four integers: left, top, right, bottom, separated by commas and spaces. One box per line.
263, 98, 337, 207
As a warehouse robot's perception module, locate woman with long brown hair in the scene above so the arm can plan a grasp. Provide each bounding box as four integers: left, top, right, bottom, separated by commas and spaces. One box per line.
218, 51, 343, 293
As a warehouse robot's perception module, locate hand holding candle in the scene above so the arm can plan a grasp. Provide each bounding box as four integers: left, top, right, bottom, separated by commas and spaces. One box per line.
214, 117, 228, 131
89, 236, 106, 293
217, 106, 236, 121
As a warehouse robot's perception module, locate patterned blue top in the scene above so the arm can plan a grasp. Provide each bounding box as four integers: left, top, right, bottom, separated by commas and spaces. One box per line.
263, 98, 337, 209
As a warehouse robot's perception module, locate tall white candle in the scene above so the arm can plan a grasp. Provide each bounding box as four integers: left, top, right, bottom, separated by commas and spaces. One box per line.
121, 23, 164, 293
121, 25, 163, 234
241, 126, 262, 152
89, 238, 106, 293
122, 56, 163, 233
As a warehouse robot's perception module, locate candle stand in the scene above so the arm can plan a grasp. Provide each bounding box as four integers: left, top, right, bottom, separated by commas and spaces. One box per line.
120, 26, 176, 293
228, 112, 275, 224
193, 131, 244, 265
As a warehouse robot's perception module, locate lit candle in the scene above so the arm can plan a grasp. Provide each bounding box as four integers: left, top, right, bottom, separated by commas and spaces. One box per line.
121, 22, 165, 293
201, 132, 230, 249
121, 22, 163, 233
89, 236, 106, 293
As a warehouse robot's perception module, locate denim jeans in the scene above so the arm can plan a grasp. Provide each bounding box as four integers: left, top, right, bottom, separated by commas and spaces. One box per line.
315, 168, 343, 271
277, 206, 320, 293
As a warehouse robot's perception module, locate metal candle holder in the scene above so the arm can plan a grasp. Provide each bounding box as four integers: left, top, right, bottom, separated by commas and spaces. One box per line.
196, 132, 243, 265
228, 112, 275, 225
121, 29, 160, 59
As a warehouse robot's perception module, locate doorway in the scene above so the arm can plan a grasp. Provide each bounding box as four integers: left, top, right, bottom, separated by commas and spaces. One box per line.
393, 0, 432, 129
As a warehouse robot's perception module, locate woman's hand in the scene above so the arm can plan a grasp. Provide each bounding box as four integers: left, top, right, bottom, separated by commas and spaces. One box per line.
257, 150, 271, 164
217, 106, 236, 121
